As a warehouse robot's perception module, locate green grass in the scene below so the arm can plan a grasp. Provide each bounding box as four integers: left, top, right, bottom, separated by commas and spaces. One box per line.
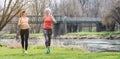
0, 42, 7, 47
0, 46, 120, 59
0, 31, 120, 39
82, 27, 96, 32
3, 34, 16, 39
0, 33, 44, 39
67, 31, 120, 35
67, 31, 120, 38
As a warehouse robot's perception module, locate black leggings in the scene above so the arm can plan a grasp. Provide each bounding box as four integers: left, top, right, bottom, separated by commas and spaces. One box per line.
20, 29, 29, 50
44, 29, 52, 47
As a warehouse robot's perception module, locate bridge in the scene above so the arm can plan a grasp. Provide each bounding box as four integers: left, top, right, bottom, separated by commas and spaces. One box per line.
56, 17, 102, 23
9, 16, 102, 24
7, 16, 119, 36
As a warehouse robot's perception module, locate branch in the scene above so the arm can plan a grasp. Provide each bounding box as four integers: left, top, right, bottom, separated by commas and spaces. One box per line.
4, 0, 13, 16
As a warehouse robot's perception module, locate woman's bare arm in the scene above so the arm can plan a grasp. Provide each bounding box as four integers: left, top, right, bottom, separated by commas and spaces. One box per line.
51, 15, 57, 23
28, 18, 31, 29
18, 18, 21, 26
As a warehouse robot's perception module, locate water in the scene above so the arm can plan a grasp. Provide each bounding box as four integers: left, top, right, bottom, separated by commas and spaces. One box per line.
0, 39, 120, 52
52, 39, 120, 52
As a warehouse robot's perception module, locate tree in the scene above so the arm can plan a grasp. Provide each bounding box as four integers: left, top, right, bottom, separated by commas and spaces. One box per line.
102, 0, 120, 31
0, 0, 30, 31
57, 0, 82, 17
28, 0, 46, 33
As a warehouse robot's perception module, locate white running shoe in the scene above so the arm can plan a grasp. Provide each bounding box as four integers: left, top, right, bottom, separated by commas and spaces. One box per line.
24, 51, 28, 54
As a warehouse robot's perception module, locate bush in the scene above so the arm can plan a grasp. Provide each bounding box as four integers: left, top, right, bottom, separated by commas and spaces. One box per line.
0, 41, 7, 47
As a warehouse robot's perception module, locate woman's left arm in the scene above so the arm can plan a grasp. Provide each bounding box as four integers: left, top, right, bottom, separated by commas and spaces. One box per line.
51, 15, 57, 23
28, 18, 31, 29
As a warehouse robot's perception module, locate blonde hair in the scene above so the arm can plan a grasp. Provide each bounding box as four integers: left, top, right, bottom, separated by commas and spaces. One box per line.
44, 8, 51, 15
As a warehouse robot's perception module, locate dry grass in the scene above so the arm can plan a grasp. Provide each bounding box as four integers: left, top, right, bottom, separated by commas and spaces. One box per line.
8, 40, 21, 49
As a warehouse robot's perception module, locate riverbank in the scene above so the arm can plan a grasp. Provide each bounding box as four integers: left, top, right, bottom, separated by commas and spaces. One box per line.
0, 32, 120, 39
0, 32, 44, 39
0, 46, 120, 59
57, 32, 120, 39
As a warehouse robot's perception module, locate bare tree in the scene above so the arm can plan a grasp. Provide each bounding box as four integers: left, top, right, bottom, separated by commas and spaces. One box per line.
0, 0, 30, 31
78, 0, 88, 17
57, 0, 82, 17
102, 0, 120, 31
26, 0, 46, 33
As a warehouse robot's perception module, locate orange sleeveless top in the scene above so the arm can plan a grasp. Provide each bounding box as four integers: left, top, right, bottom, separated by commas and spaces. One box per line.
43, 15, 52, 29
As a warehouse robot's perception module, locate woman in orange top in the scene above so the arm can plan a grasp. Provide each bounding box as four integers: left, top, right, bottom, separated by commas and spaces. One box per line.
43, 8, 57, 54
18, 11, 30, 54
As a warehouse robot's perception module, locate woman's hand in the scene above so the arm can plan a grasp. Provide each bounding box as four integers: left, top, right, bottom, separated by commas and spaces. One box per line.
51, 15, 57, 24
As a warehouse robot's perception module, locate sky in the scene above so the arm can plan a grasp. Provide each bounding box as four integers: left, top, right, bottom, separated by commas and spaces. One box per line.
0, 0, 60, 8
0, 0, 4, 7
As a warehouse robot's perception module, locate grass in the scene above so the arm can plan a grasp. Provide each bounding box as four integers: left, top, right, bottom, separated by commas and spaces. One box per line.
82, 27, 96, 32
67, 31, 120, 38
67, 31, 120, 35
0, 46, 119, 59
0, 42, 7, 47
0, 32, 44, 39
0, 31, 120, 39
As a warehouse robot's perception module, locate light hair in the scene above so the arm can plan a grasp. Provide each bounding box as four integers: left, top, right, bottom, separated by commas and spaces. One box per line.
44, 8, 51, 15
19, 11, 26, 17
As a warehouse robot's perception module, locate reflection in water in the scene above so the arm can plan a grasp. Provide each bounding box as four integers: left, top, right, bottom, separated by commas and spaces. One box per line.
0, 39, 120, 52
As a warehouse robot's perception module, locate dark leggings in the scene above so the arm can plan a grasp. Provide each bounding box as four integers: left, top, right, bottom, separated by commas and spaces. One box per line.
20, 29, 29, 50
44, 29, 52, 47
